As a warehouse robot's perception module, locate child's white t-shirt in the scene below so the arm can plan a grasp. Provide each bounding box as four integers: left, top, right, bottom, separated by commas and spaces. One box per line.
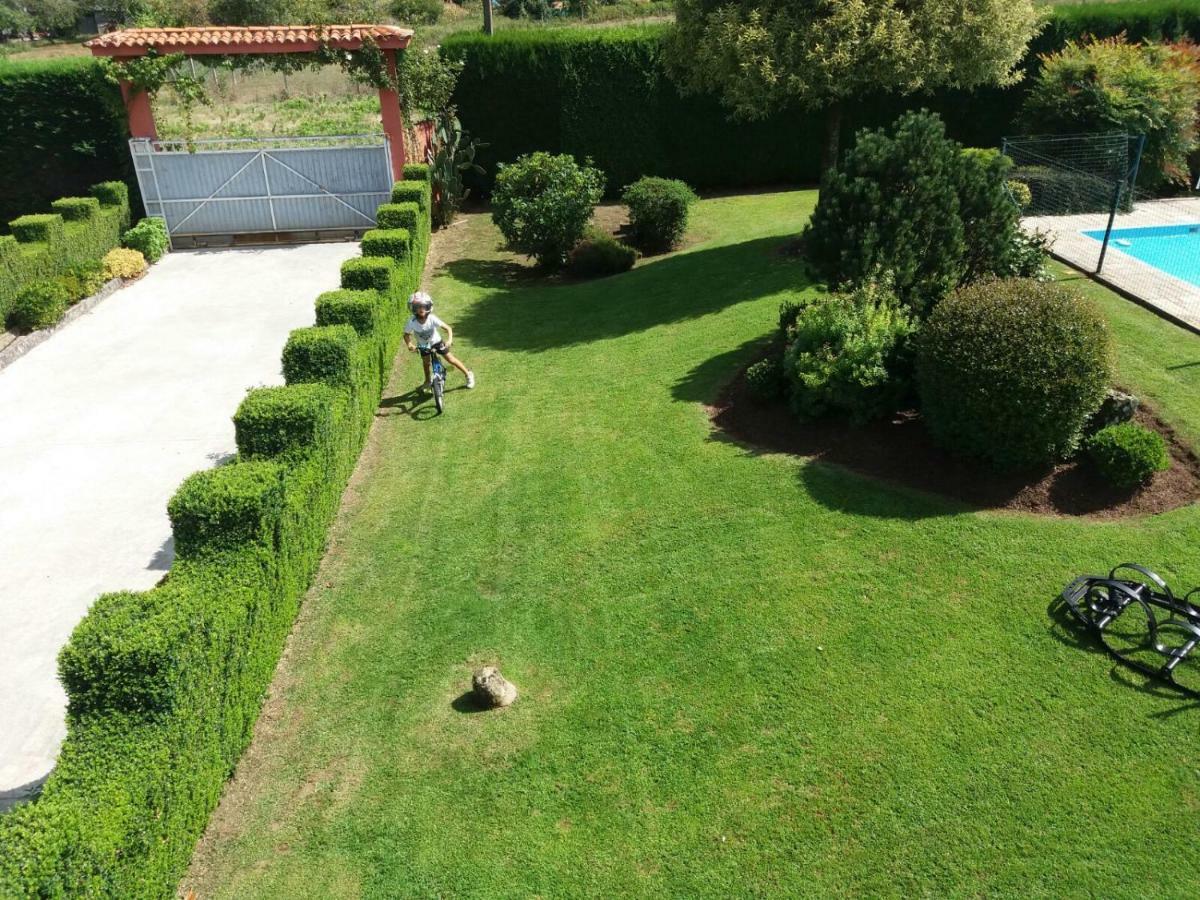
405, 313, 446, 347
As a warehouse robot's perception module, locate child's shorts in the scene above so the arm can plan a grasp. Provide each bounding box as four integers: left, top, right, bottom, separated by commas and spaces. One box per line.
418, 342, 450, 358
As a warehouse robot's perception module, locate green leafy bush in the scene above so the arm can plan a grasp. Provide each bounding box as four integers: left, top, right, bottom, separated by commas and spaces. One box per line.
491, 151, 605, 268
6, 280, 70, 333
391, 0, 443, 24
1007, 165, 1129, 216
168, 462, 285, 559
282, 325, 359, 388
316, 289, 379, 337
1007, 179, 1032, 210
341, 257, 394, 293
234, 384, 342, 461
917, 278, 1113, 468
91, 181, 129, 208
361, 228, 412, 266
9, 213, 63, 244
122, 217, 169, 263
621, 176, 697, 252
783, 280, 916, 423
376, 201, 421, 232
567, 227, 636, 277
805, 112, 1035, 313
391, 178, 430, 212
745, 357, 785, 403
1022, 35, 1200, 190
102, 248, 146, 280
1086, 422, 1171, 488
51, 196, 99, 221
57, 260, 107, 303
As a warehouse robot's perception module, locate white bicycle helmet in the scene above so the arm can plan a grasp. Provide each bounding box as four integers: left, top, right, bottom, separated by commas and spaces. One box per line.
409, 291, 433, 313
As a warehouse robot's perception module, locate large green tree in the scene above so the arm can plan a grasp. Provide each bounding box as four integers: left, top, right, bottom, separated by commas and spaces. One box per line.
669, 0, 1041, 175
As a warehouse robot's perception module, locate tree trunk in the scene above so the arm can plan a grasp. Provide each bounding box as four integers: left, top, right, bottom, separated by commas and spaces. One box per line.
820, 102, 843, 183
483, 0, 494, 35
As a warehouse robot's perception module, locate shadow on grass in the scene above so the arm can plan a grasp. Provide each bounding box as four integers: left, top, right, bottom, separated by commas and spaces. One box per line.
450, 691, 491, 714
451, 236, 807, 353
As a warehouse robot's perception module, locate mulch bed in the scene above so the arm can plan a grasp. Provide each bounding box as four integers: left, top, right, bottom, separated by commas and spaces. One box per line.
710, 359, 1200, 519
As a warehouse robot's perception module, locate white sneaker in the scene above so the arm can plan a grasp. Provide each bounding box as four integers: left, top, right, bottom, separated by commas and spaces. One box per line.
466, 371, 476, 389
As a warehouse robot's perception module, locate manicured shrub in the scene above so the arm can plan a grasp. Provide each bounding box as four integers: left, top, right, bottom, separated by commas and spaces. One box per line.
167, 461, 285, 559
282, 325, 359, 387
9, 213, 63, 244
361, 228, 412, 265
6, 280, 70, 333
1086, 422, 1171, 488
122, 217, 169, 263
341, 257, 394, 293
491, 151, 605, 268
234, 384, 342, 460
1007, 165, 1128, 216
1007, 179, 1032, 210
316, 289, 379, 337
403, 162, 431, 182
391, 179, 429, 212
57, 260, 107, 303
621, 176, 697, 252
783, 280, 916, 423
1022, 35, 1200, 190
745, 357, 785, 403
51, 196, 99, 222
102, 247, 147, 280
376, 201, 421, 232
91, 180, 129, 208
566, 228, 636, 277
956, 148, 1031, 284
917, 278, 1113, 469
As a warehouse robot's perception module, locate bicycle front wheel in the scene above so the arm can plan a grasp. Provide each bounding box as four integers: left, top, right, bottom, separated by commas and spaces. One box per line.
433, 377, 445, 414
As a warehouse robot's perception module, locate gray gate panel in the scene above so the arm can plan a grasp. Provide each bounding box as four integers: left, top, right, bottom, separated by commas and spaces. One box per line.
130, 136, 392, 238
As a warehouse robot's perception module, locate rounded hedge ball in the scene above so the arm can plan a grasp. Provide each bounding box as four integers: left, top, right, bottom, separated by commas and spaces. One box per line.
916, 278, 1113, 469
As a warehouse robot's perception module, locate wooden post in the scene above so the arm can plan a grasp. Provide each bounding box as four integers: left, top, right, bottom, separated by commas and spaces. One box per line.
120, 79, 158, 140
483, 0, 494, 35
378, 49, 407, 182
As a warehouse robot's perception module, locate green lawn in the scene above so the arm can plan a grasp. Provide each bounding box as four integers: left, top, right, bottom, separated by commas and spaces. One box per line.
184, 190, 1200, 897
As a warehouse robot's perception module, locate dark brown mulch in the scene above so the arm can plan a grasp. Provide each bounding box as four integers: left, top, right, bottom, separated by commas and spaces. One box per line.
710, 361, 1200, 520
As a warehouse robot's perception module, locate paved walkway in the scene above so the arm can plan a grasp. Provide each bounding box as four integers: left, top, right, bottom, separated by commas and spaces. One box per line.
0, 242, 359, 805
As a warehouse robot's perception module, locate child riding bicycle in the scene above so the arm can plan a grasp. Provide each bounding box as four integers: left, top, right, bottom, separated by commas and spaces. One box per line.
403, 291, 475, 391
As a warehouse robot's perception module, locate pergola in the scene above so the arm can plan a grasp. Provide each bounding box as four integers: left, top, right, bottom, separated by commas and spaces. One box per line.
85, 25, 416, 180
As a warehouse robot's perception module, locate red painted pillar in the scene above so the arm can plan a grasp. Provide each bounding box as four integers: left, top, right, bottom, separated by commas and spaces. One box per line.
379, 50, 407, 182
120, 79, 158, 140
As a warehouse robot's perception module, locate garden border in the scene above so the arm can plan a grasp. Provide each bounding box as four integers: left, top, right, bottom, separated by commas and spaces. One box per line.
0, 277, 123, 372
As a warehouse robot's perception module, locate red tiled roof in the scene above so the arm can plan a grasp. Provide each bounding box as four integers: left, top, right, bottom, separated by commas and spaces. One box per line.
86, 25, 413, 56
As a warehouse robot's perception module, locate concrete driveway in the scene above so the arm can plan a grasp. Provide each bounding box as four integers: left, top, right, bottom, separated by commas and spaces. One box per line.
0, 242, 359, 805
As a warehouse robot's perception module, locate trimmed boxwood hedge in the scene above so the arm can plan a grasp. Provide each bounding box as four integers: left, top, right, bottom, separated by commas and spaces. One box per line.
0, 57, 135, 228
0, 183, 430, 898
316, 288, 379, 337
1, 181, 131, 323
442, 4, 1200, 195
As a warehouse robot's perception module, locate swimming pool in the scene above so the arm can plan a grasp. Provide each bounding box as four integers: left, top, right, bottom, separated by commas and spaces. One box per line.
1083, 223, 1200, 286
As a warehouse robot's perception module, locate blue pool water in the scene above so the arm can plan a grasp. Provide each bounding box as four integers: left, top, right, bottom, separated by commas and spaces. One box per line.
1083, 223, 1200, 286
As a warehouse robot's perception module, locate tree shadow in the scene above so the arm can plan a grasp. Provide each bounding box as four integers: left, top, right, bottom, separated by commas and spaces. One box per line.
450, 236, 810, 353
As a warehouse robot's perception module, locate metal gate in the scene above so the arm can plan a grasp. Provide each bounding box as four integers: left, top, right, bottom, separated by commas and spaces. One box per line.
130, 135, 393, 241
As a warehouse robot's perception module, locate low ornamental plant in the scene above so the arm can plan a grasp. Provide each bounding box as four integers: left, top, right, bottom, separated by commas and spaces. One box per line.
917, 278, 1113, 469
56, 260, 107, 303
745, 357, 785, 403
491, 152, 605, 269
7, 280, 70, 333
783, 279, 916, 423
122, 217, 169, 263
621, 176, 697, 252
1086, 423, 1170, 488
567, 228, 636, 278
102, 247, 147, 280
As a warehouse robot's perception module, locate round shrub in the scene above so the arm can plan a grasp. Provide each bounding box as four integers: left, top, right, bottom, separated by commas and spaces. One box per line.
567, 228, 636, 278
745, 357, 784, 403
122, 217, 169, 263
102, 248, 147, 280
783, 280, 916, 423
7, 280, 70, 333
491, 152, 605, 269
621, 176, 697, 252
57, 260, 107, 304
390, 0, 443, 24
1007, 179, 1032, 211
917, 278, 1113, 469
1086, 423, 1170, 489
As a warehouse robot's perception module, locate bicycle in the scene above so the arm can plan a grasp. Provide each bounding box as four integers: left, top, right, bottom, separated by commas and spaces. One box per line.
419, 344, 447, 415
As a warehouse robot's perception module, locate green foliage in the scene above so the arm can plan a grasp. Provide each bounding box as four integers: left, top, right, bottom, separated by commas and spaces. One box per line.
50, 197, 99, 222
744, 356, 785, 403
121, 217, 169, 263
282, 325, 359, 388
57, 260, 107, 304
566, 227, 637, 278
0, 182, 129, 323
491, 151, 605, 268
0, 57, 134, 226
1007, 179, 1032, 210
90, 181, 129, 208
0, 183, 432, 898
341, 257, 394, 293
1022, 35, 1200, 189
376, 201, 421, 232
917, 278, 1114, 468
1086, 422, 1171, 488
782, 280, 916, 423
6, 280, 69, 333
392, 177, 431, 213
316, 289, 379, 337
102, 248, 147, 280
621, 176, 697, 252
428, 113, 487, 230
361, 228, 412, 266
391, 0, 443, 24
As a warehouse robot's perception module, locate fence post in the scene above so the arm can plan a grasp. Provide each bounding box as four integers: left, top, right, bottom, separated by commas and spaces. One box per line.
1096, 181, 1124, 275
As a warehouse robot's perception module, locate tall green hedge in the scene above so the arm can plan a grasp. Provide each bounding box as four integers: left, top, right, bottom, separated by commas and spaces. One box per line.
0, 181, 131, 322
0, 182, 431, 898
443, 2, 1200, 194
0, 57, 135, 230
